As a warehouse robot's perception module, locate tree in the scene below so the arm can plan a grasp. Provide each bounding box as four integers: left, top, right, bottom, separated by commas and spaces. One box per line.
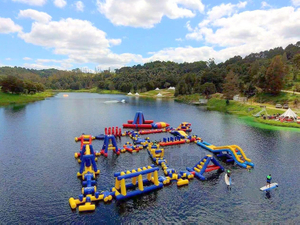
0, 76, 24, 94
264, 55, 286, 94
222, 70, 240, 100
292, 54, 300, 81
175, 80, 188, 96
199, 82, 216, 99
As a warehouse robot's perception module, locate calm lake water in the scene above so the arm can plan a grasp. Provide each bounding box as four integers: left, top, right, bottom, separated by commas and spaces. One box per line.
0, 93, 299, 224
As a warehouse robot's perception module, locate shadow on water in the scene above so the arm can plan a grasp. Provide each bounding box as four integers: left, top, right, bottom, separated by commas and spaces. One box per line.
116, 191, 159, 215
265, 191, 271, 199
4, 103, 27, 112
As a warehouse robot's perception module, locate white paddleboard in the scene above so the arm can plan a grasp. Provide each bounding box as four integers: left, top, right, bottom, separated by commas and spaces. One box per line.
225, 174, 231, 186
260, 183, 278, 191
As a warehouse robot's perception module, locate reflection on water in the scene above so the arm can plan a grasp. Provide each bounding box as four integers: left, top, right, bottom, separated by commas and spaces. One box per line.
4, 104, 27, 112
0, 92, 299, 223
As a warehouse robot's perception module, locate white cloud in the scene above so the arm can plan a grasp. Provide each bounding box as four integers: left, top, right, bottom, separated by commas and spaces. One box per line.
291, 0, 300, 7
18, 18, 142, 69
23, 62, 65, 70
175, 38, 183, 41
146, 46, 216, 63
261, 1, 271, 8
185, 21, 193, 31
5, 58, 12, 61
23, 57, 32, 60
0, 17, 22, 33
12, 0, 47, 6
18, 9, 52, 23
54, 0, 67, 8
97, 0, 205, 28
186, 1, 247, 40
207, 1, 247, 21
75, 1, 84, 11
156, 6, 300, 63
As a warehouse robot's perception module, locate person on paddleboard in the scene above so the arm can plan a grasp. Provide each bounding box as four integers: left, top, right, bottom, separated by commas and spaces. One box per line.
266, 174, 272, 188
227, 170, 231, 178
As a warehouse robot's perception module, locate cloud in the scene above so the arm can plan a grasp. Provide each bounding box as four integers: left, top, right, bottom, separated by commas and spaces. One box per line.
12, 0, 47, 6
5, 58, 12, 61
291, 0, 300, 7
54, 0, 67, 8
96, 0, 205, 28
23, 62, 65, 69
186, 1, 247, 40
146, 46, 216, 63
18, 9, 52, 23
261, 1, 271, 8
207, 1, 247, 21
75, 1, 84, 12
185, 21, 193, 31
18, 18, 142, 69
0, 17, 22, 33
149, 6, 300, 64
23, 57, 32, 60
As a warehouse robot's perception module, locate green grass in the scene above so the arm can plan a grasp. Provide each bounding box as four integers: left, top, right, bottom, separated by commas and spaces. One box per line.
175, 94, 202, 103
51, 88, 124, 94
239, 116, 300, 132
254, 92, 299, 104
96, 89, 124, 94
206, 98, 300, 129
207, 98, 289, 115
255, 117, 300, 128
138, 89, 175, 98
0, 91, 54, 106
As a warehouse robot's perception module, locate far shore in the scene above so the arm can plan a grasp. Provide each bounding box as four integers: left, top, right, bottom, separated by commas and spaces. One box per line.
1, 89, 299, 129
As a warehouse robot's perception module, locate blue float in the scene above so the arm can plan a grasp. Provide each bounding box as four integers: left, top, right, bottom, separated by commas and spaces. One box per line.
187, 155, 224, 180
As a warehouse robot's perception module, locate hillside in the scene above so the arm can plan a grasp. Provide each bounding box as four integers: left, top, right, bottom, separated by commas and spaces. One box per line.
1, 42, 300, 97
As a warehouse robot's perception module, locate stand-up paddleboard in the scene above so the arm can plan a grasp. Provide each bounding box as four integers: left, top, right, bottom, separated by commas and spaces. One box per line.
260, 183, 278, 191
225, 174, 231, 186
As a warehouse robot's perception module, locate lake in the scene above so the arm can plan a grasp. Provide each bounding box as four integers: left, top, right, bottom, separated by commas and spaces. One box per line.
0, 93, 299, 224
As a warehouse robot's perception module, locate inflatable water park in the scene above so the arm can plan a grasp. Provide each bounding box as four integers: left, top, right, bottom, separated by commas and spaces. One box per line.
69, 111, 258, 212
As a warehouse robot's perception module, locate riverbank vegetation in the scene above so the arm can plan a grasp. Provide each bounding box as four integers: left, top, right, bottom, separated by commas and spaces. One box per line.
0, 91, 54, 106
206, 97, 300, 128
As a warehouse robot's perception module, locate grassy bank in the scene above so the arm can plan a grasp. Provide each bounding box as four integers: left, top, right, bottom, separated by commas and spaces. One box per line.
52, 88, 124, 94
207, 98, 300, 128
175, 94, 201, 103
253, 92, 299, 105
138, 89, 175, 98
96, 89, 124, 94
0, 91, 54, 106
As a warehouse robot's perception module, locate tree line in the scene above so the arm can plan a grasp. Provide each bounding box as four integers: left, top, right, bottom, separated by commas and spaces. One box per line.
1, 42, 300, 98
0, 75, 44, 94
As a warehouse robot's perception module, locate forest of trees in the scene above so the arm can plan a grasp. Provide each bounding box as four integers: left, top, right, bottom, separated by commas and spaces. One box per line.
1, 42, 300, 98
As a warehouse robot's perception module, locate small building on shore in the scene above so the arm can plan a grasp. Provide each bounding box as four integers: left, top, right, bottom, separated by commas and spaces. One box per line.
233, 95, 247, 102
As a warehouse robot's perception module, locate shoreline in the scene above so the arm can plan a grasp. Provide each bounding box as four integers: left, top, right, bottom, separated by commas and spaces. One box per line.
2, 90, 299, 129
206, 98, 300, 129
0, 91, 55, 107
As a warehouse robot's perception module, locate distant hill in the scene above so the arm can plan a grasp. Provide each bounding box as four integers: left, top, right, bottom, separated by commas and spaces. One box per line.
0, 42, 300, 94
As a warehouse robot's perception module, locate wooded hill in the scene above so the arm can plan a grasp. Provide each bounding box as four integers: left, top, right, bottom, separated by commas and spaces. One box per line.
1, 42, 300, 97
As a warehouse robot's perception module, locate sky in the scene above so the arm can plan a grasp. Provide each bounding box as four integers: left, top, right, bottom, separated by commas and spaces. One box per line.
0, 0, 300, 71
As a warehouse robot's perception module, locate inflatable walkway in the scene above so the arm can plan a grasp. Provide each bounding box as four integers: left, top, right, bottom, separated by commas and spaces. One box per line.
197, 141, 254, 169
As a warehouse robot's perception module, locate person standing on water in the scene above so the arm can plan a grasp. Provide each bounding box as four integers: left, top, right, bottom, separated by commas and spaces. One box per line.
227, 170, 231, 178
266, 174, 272, 188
